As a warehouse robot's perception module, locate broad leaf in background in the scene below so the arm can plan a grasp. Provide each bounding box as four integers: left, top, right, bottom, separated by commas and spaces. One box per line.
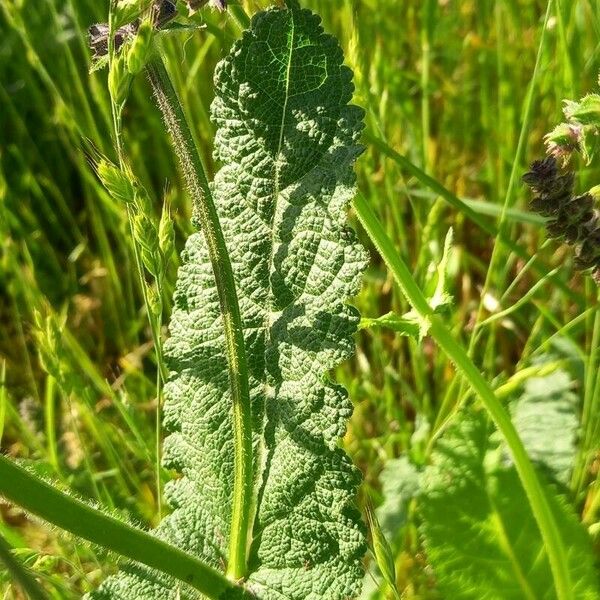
421, 413, 598, 600
360, 457, 421, 600
508, 367, 579, 486
377, 457, 422, 547
90, 3, 367, 599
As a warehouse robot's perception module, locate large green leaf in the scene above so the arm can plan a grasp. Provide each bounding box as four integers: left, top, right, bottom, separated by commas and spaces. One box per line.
421, 413, 598, 600
90, 4, 367, 599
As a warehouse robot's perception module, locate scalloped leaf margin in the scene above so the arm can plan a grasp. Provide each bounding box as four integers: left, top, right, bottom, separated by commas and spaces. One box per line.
90, 5, 367, 600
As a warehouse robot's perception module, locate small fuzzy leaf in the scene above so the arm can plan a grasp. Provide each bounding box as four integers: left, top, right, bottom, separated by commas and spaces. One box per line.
377, 457, 421, 549
428, 227, 454, 313
564, 94, 600, 125
360, 312, 421, 339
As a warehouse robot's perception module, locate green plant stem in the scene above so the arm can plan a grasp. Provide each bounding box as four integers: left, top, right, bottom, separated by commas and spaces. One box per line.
106, 8, 166, 516
44, 375, 61, 477
0, 361, 6, 445
573, 290, 600, 497
555, 0, 576, 97
420, 0, 434, 173
124, 207, 166, 516
146, 55, 253, 580
155, 311, 164, 519
228, 2, 251, 29
353, 192, 573, 600
0, 532, 48, 600
0, 455, 238, 599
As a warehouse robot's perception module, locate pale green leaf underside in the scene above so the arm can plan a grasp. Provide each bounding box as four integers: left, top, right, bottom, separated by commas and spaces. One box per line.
508, 368, 579, 486
90, 5, 366, 600
421, 414, 598, 600
376, 457, 421, 549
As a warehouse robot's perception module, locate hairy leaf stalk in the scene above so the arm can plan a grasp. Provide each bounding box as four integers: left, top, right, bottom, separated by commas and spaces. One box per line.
145, 57, 253, 580
0, 455, 237, 599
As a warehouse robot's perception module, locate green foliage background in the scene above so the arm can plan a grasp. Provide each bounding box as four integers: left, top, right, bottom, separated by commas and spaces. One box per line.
1, 0, 600, 597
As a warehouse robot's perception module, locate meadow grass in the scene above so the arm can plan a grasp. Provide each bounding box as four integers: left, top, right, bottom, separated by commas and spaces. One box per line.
1, 0, 600, 596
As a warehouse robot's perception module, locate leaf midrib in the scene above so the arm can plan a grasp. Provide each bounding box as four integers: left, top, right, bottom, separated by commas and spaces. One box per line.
488, 498, 538, 600
252, 5, 296, 551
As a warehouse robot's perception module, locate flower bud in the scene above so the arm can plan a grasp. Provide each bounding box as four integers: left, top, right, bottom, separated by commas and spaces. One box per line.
524, 156, 600, 282
155, 0, 177, 27
544, 122, 580, 160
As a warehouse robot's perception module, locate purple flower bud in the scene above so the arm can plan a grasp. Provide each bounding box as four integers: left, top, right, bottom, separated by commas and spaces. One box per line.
524, 156, 600, 284
155, 0, 177, 27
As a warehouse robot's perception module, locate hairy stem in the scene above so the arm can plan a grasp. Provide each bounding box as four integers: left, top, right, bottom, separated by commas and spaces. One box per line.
146, 55, 253, 580
353, 192, 573, 600
0, 455, 238, 599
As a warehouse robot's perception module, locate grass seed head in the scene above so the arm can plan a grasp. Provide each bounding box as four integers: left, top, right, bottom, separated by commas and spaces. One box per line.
133, 213, 161, 278
158, 205, 175, 265
127, 18, 154, 75
109, 52, 133, 108
97, 160, 136, 204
